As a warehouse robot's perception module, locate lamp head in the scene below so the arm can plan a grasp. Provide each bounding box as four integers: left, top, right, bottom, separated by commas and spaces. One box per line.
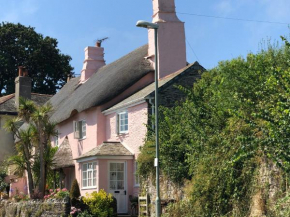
136, 20, 159, 29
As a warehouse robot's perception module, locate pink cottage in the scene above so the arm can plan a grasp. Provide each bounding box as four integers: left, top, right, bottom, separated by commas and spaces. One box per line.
50, 0, 204, 214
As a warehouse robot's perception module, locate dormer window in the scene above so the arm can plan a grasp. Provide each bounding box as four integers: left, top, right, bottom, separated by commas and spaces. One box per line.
117, 111, 128, 134
74, 120, 86, 139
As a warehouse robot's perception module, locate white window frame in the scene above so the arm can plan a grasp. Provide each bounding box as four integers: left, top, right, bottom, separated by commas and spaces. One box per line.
54, 130, 59, 146
82, 162, 97, 189
134, 161, 140, 187
73, 120, 86, 140
117, 111, 128, 134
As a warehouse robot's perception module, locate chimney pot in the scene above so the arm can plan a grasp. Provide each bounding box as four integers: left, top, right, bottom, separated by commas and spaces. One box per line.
96, 41, 101, 47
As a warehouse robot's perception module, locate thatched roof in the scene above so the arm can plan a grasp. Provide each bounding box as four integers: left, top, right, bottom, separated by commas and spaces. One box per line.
75, 142, 133, 161
103, 61, 204, 113
0, 93, 52, 115
49, 44, 154, 123
52, 137, 74, 170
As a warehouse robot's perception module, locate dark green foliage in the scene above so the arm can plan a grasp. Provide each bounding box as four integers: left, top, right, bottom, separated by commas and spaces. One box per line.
70, 179, 81, 206
0, 22, 74, 96
0, 169, 8, 192
139, 37, 290, 216
70, 179, 81, 199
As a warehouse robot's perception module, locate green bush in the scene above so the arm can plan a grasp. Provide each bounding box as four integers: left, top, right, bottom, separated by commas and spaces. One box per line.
82, 189, 116, 217
70, 179, 81, 199
70, 179, 81, 206
162, 200, 194, 217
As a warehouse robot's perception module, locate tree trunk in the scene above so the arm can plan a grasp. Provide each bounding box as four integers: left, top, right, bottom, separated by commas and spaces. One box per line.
22, 144, 34, 197
38, 125, 46, 198
26, 162, 34, 197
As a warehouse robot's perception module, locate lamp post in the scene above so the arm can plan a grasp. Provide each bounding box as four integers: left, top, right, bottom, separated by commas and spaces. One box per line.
136, 20, 160, 217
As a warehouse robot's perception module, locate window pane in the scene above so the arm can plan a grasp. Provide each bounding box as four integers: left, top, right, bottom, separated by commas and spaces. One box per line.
117, 172, 124, 180
83, 179, 87, 188
88, 163, 92, 169
93, 170, 96, 180
117, 163, 124, 172
93, 178, 96, 186
110, 181, 116, 190
83, 171, 87, 179
110, 163, 116, 171
135, 174, 140, 185
82, 120, 86, 137
117, 181, 124, 189
110, 172, 117, 181
83, 164, 87, 171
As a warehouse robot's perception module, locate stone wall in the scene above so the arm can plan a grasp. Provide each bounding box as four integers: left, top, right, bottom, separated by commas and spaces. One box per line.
0, 199, 70, 217
142, 175, 185, 217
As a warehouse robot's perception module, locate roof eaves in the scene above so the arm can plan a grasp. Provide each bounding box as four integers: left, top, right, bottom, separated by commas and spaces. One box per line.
148, 61, 204, 98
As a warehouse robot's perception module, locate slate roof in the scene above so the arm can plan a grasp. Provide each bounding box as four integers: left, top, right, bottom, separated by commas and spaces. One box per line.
52, 137, 74, 169
49, 45, 154, 123
103, 61, 203, 113
0, 93, 52, 115
75, 142, 133, 160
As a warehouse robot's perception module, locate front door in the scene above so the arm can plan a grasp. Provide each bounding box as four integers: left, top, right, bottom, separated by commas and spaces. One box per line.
109, 162, 127, 213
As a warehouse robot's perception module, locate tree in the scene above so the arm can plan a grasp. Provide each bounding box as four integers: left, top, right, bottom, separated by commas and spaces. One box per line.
138, 37, 290, 216
0, 22, 74, 96
5, 98, 57, 198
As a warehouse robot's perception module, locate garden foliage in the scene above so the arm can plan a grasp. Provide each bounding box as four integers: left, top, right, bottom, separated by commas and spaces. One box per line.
139, 37, 290, 216
82, 189, 117, 217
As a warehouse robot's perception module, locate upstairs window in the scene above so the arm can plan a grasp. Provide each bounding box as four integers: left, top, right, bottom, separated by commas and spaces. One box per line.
74, 120, 86, 139
54, 130, 59, 146
117, 111, 128, 134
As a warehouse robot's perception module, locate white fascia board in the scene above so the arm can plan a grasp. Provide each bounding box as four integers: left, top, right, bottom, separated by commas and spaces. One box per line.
102, 99, 146, 115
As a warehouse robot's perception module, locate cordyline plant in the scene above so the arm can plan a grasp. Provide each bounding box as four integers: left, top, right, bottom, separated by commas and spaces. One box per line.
4, 97, 57, 198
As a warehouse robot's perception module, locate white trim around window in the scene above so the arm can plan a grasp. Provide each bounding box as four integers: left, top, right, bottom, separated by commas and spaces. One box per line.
73, 120, 87, 140
54, 130, 59, 147
82, 162, 97, 189
117, 110, 128, 134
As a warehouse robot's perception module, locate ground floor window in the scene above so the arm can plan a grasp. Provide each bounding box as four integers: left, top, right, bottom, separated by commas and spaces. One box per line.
134, 161, 140, 186
82, 162, 97, 188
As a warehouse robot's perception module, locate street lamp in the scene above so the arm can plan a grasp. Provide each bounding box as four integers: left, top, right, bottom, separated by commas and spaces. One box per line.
136, 20, 161, 217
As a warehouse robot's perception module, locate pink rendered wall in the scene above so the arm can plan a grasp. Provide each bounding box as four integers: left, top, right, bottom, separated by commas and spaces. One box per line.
57, 107, 98, 160
105, 102, 148, 157
56, 107, 100, 193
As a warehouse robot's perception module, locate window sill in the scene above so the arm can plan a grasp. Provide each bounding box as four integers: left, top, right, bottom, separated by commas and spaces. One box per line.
78, 137, 87, 141
82, 186, 97, 190
118, 132, 128, 135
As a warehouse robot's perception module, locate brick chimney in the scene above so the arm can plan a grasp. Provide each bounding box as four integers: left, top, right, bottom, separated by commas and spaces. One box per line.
15, 66, 31, 109
148, 0, 187, 79
81, 41, 106, 82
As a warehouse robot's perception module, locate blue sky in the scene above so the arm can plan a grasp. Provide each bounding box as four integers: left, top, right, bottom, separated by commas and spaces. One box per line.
0, 0, 290, 75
